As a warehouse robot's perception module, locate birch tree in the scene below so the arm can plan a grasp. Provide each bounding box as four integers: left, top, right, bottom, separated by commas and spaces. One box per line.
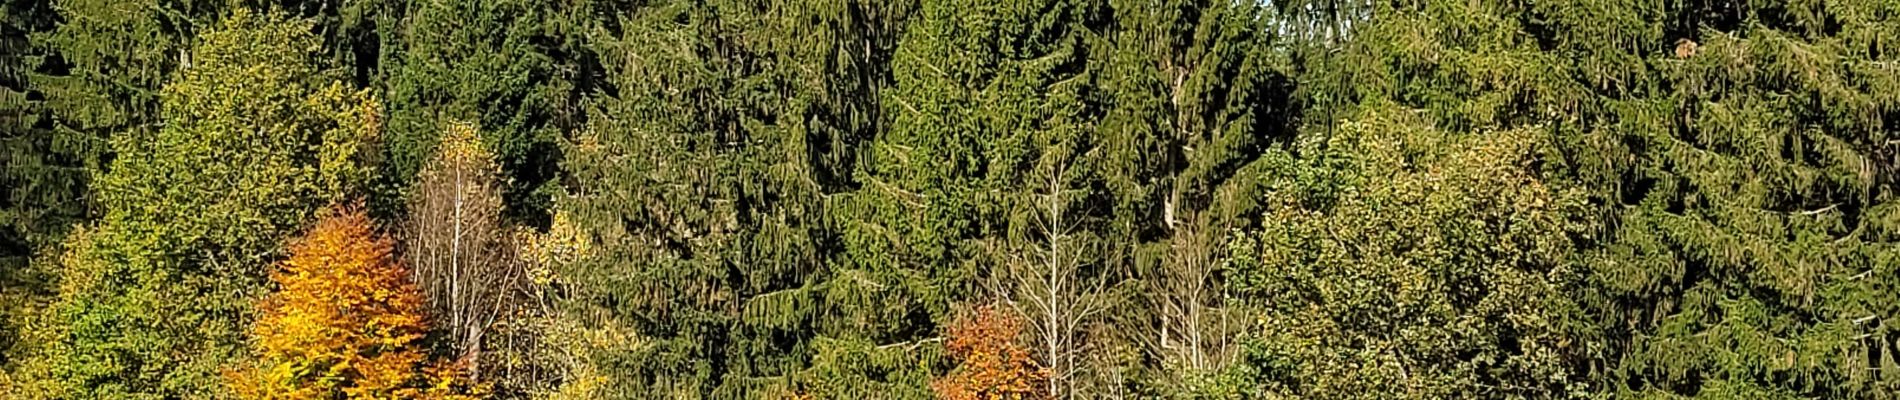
405, 121, 521, 381
997, 164, 1110, 400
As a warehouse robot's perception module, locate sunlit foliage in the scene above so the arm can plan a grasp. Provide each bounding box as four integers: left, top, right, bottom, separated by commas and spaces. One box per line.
228, 205, 480, 400
933, 304, 1050, 400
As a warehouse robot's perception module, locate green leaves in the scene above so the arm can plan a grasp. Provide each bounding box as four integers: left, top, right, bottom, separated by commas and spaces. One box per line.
11, 9, 379, 399
1, 1, 1895, 399
1252, 1, 1900, 397
1227, 109, 1587, 399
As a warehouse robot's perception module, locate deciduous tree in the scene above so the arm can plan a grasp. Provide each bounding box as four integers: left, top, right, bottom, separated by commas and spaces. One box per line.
1225, 109, 1588, 399
8, 9, 379, 398
405, 120, 521, 381
1320, 1, 1900, 396
228, 205, 480, 400
933, 304, 1049, 400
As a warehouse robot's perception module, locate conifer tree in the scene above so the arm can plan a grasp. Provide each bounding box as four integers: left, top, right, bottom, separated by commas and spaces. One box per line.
554, 1, 822, 397
552, 0, 943, 397
377, 0, 594, 223
0, 0, 1892, 397
1090, 2, 1297, 390
1563, 4, 1900, 396
0, 0, 61, 373
0, 0, 69, 263
762, 0, 941, 396
2, 0, 386, 376
12, 0, 382, 252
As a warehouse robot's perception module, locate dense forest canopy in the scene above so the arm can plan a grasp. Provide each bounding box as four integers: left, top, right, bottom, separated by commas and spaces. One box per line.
1, 0, 1896, 399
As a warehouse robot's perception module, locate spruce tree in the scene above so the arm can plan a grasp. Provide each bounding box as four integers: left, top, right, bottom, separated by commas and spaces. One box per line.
16, 0, 382, 246
1564, 3, 1900, 396
864, 0, 1137, 396
1090, 1, 1298, 392
554, 1, 837, 397
0, 0, 61, 371
376, 0, 593, 224
0, 0, 69, 263
4, 0, 387, 263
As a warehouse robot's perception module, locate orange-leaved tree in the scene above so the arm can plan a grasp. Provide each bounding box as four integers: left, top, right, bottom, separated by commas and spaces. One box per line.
227, 204, 482, 399
932, 304, 1049, 400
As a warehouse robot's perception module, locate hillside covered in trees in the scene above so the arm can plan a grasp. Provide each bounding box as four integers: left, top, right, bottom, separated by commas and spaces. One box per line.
2, 0, 1898, 399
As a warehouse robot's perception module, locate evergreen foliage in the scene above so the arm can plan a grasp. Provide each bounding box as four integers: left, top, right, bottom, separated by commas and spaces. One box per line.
0, 0, 1895, 399
0, 0, 68, 261
554, 1, 828, 396
1, 0, 383, 377
375, 0, 592, 224
1090, 1, 1298, 394
7, 0, 379, 254
0, 0, 59, 372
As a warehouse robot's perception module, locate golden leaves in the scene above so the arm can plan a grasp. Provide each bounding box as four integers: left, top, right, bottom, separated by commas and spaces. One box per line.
228, 204, 483, 400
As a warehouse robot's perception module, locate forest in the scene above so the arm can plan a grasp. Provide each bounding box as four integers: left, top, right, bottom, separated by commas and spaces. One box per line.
1, 0, 1898, 398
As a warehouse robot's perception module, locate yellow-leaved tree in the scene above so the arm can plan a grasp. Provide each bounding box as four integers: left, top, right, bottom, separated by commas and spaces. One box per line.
227, 204, 482, 399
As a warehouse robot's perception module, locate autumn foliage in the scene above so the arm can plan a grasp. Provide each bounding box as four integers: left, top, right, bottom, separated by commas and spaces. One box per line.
931, 304, 1049, 400
227, 205, 481, 399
